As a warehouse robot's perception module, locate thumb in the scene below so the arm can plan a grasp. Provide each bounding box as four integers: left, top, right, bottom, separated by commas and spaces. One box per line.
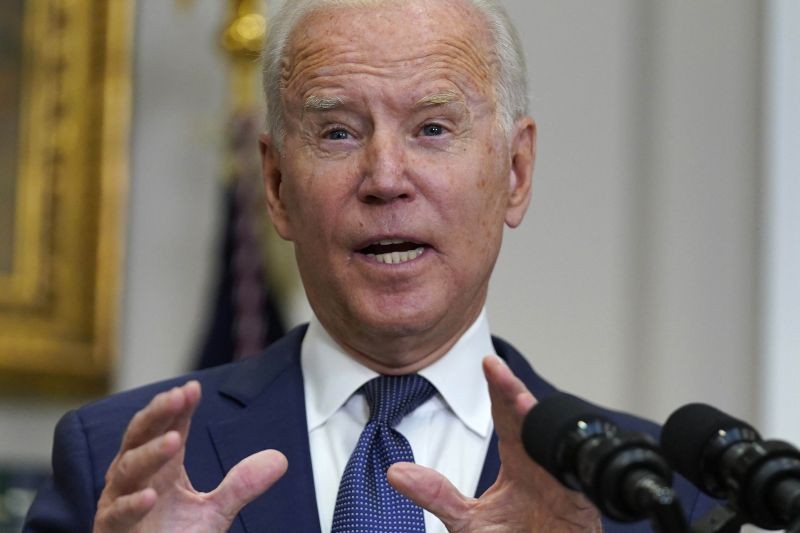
387, 462, 472, 530
210, 449, 288, 521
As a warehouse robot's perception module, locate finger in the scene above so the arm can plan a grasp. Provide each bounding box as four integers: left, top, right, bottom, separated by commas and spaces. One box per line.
209, 449, 288, 521
387, 462, 472, 530
170, 381, 202, 439
483, 356, 535, 413
483, 357, 535, 441
95, 487, 157, 531
106, 430, 182, 496
120, 381, 201, 453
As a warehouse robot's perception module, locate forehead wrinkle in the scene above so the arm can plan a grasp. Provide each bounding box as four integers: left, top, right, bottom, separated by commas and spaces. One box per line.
284, 55, 495, 110
281, 44, 342, 90
433, 37, 497, 96
281, 28, 496, 101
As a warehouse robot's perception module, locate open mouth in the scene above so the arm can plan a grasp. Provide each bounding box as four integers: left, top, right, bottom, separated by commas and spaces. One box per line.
357, 238, 427, 265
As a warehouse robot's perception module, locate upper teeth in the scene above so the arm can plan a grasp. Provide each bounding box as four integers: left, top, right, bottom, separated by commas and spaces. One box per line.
378, 239, 405, 245
368, 247, 425, 264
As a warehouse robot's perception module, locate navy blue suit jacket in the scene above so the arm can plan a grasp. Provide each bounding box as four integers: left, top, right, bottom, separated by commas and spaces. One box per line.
25, 325, 716, 532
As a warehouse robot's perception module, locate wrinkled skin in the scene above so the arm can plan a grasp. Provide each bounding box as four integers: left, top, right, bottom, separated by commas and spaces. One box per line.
261, 0, 535, 375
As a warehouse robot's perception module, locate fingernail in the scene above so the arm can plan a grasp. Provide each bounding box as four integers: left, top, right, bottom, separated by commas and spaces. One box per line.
517, 393, 535, 411
160, 431, 180, 451
484, 354, 505, 368
387, 463, 409, 484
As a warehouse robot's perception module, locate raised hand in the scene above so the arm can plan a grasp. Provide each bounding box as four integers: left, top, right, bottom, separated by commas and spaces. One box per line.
388, 357, 603, 532
93, 381, 287, 532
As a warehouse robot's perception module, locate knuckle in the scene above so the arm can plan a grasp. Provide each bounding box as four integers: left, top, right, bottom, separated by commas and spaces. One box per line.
128, 409, 147, 431
115, 452, 133, 482
94, 507, 118, 532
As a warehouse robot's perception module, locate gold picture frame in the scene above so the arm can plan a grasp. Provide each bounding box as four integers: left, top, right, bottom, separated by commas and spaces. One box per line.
0, 0, 133, 395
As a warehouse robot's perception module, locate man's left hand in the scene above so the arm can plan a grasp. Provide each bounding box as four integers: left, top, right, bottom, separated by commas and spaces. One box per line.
387, 356, 603, 532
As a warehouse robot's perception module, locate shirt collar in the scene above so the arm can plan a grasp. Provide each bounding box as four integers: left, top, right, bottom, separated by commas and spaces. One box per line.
301, 310, 495, 438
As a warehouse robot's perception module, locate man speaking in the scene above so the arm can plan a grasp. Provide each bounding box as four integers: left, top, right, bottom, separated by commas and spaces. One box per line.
25, 0, 715, 531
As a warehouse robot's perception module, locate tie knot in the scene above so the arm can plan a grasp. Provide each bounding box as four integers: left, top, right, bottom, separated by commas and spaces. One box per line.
362, 374, 435, 427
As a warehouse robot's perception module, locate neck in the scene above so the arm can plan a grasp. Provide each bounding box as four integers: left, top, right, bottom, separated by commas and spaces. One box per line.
321, 308, 484, 375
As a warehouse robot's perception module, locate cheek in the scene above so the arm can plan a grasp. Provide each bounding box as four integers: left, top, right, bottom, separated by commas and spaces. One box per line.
469, 180, 509, 257
284, 161, 355, 235
442, 155, 508, 231
434, 179, 506, 266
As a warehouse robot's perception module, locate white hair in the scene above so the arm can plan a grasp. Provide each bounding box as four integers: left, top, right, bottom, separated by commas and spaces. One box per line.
262, 0, 528, 147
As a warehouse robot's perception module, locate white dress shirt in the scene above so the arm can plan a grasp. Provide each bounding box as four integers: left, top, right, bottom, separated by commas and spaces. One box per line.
301, 310, 497, 533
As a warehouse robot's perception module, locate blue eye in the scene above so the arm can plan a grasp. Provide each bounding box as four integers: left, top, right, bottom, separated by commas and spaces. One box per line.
326, 129, 349, 140
421, 123, 444, 136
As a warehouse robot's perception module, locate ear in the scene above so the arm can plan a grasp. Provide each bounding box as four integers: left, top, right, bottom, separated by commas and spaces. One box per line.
504, 117, 536, 228
259, 132, 294, 241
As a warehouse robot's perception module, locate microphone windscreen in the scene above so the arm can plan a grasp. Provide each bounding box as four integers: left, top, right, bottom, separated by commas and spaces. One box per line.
521, 392, 610, 478
661, 403, 756, 489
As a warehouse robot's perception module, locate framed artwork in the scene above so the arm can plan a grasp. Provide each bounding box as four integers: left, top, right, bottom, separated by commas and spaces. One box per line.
0, 0, 133, 395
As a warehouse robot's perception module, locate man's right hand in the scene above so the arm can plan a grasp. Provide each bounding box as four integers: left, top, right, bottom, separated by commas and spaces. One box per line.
93, 381, 287, 532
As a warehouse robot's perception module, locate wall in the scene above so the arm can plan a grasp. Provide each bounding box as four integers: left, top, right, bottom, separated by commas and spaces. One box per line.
0, 0, 780, 468
761, 0, 800, 445
488, 0, 761, 424
116, 1, 227, 391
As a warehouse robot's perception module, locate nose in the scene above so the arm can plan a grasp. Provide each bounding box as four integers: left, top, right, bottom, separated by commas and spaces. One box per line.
357, 132, 415, 204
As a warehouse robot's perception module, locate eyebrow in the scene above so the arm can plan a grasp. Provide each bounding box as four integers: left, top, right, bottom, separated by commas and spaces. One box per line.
302, 91, 465, 113
415, 91, 464, 107
303, 95, 346, 112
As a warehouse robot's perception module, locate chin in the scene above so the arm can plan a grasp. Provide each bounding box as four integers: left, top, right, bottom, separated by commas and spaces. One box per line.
360, 309, 437, 337
351, 297, 445, 340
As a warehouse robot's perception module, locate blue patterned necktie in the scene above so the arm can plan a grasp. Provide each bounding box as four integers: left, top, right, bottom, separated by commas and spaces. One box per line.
331, 374, 436, 533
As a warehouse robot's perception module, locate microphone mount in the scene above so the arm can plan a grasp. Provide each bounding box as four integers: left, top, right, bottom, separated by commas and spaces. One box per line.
662, 403, 800, 530
522, 393, 689, 531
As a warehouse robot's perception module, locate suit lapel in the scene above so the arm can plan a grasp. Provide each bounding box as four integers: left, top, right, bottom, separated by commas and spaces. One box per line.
208, 326, 322, 533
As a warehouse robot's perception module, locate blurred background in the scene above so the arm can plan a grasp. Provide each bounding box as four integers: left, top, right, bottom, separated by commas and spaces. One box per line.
0, 0, 797, 529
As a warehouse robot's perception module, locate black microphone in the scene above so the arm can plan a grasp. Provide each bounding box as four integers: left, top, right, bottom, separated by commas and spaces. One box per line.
522, 393, 687, 530
661, 403, 800, 530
